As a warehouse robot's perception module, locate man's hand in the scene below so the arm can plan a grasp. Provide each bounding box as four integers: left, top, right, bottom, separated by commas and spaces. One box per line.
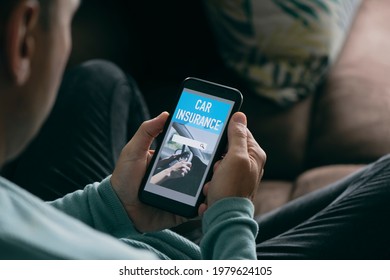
150, 160, 191, 184
110, 111, 266, 232
198, 112, 266, 215
111, 112, 187, 233
167, 161, 192, 179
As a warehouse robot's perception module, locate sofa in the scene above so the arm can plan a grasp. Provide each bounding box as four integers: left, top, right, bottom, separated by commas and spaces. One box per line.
249, 0, 390, 216
69, 0, 390, 219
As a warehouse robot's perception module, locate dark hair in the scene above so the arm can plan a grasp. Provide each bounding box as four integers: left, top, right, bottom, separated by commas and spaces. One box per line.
0, 1, 19, 66
0, 1, 18, 24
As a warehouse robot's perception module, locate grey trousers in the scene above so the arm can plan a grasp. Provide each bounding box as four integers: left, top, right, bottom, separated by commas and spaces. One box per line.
256, 154, 390, 259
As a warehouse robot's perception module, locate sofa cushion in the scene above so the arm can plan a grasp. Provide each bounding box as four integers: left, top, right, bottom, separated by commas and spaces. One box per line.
242, 91, 313, 180
291, 165, 365, 200
204, 0, 362, 107
308, 0, 390, 167
254, 181, 294, 216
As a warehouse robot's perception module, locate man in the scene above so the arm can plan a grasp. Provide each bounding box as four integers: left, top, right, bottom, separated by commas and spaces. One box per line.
2, 0, 390, 260
0, 0, 266, 259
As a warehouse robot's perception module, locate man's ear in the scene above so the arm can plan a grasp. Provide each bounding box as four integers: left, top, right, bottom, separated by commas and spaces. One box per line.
5, 0, 40, 86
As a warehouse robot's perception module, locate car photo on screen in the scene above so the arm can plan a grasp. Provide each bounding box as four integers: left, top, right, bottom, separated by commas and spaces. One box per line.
152, 122, 218, 196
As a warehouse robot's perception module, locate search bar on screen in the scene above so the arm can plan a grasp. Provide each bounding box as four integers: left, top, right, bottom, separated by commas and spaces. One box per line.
172, 134, 207, 151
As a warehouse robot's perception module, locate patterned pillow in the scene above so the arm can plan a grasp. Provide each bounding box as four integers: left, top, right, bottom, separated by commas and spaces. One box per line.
204, 0, 362, 107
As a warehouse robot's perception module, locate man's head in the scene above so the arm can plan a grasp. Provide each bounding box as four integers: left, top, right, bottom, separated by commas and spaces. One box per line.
0, 0, 80, 167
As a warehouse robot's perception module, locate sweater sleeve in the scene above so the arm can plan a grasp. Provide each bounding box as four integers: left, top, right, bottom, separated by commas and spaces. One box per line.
49, 176, 138, 238
50, 177, 258, 260
201, 197, 258, 260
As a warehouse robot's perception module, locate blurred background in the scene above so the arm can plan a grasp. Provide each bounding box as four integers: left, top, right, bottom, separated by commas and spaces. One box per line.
68, 0, 222, 117
67, 0, 390, 216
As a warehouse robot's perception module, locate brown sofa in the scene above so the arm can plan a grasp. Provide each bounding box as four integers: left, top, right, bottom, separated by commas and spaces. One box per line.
251, 0, 390, 216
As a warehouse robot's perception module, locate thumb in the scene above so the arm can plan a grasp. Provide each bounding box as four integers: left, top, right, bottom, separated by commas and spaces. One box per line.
126, 112, 169, 157
226, 112, 248, 157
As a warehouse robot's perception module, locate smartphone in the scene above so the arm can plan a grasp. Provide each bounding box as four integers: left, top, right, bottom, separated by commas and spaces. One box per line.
138, 77, 243, 217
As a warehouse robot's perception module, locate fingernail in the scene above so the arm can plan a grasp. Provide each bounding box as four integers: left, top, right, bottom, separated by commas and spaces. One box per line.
233, 112, 247, 126
156, 111, 169, 119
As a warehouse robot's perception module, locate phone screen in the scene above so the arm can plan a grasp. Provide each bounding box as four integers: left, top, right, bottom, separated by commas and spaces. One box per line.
143, 88, 235, 206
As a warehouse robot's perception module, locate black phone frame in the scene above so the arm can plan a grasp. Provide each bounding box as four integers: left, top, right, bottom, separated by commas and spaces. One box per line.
138, 77, 243, 218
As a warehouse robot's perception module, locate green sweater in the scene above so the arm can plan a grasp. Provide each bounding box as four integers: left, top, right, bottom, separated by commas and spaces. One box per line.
0, 176, 258, 259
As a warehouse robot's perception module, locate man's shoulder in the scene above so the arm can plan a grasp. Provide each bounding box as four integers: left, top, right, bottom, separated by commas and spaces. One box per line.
0, 176, 59, 258
0, 176, 159, 260
0, 176, 49, 217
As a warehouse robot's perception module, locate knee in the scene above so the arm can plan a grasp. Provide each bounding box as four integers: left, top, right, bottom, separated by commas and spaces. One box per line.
379, 153, 390, 161
76, 59, 128, 87
62, 59, 136, 96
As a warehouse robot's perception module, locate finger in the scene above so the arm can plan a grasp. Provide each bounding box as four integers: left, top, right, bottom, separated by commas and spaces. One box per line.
247, 128, 267, 169
146, 150, 155, 164
179, 166, 190, 173
213, 159, 222, 173
126, 112, 169, 156
226, 112, 248, 157
198, 203, 208, 216
183, 165, 191, 172
203, 182, 210, 196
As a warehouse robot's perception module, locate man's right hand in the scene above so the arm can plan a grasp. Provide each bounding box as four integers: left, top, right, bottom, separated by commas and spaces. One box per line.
199, 112, 266, 215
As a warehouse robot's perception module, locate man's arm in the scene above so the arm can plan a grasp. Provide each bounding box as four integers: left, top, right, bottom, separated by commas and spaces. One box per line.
48, 111, 264, 260
49, 176, 138, 239
201, 198, 258, 260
